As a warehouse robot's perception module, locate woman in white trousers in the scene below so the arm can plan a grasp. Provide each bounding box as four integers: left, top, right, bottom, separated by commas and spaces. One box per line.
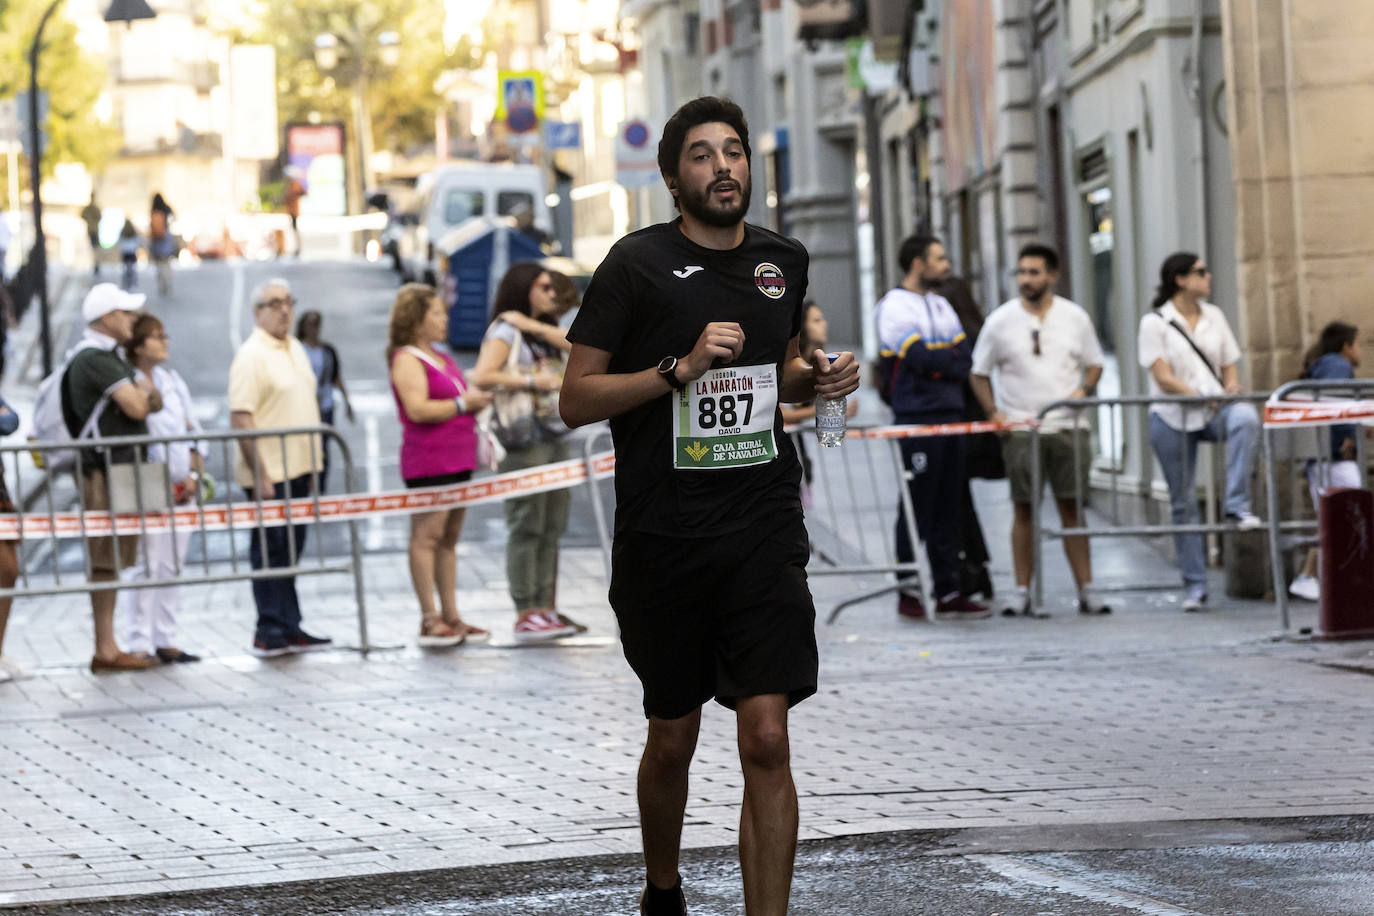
123, 313, 207, 663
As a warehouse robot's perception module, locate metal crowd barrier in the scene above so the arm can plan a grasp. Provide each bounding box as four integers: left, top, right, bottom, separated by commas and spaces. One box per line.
580, 427, 615, 583
789, 424, 923, 624
579, 421, 936, 625
0, 425, 371, 651
1263, 379, 1374, 632
1029, 392, 1290, 615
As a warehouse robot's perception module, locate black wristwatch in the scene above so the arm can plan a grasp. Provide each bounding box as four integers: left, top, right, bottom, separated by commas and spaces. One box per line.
658, 356, 686, 391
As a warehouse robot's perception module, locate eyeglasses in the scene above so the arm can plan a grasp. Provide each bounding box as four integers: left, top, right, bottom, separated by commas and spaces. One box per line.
1190, 267, 1210, 277
1031, 328, 1041, 356
259, 296, 295, 309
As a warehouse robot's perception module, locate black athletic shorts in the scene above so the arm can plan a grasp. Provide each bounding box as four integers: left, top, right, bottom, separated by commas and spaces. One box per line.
404, 470, 472, 489
609, 510, 818, 720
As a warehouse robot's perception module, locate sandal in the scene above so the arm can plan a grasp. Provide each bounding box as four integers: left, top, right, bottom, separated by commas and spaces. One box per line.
446, 620, 491, 643
418, 619, 464, 648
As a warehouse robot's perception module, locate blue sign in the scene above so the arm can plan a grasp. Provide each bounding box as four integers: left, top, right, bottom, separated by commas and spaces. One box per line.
623, 120, 650, 148
546, 121, 582, 149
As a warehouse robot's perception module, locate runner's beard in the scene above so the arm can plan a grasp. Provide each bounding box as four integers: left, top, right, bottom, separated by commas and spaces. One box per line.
1019, 281, 1051, 302
678, 178, 752, 228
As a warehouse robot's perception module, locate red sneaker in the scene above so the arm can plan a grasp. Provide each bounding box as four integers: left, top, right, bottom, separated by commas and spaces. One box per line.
935, 592, 991, 620
513, 611, 577, 644
897, 591, 926, 620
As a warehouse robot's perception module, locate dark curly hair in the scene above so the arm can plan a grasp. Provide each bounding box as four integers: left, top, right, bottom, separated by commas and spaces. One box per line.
657, 96, 752, 184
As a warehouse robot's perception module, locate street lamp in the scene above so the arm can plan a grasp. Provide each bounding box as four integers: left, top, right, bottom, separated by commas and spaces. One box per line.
313, 29, 399, 216
27, 0, 155, 376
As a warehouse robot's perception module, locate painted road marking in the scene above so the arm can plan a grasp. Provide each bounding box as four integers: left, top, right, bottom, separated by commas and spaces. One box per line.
968, 854, 1203, 916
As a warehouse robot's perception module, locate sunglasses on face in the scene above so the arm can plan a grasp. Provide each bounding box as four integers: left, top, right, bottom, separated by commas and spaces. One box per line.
1189, 267, 1210, 277
535, 282, 555, 293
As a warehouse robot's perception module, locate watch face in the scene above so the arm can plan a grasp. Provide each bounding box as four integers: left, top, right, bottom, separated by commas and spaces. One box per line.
659, 356, 676, 373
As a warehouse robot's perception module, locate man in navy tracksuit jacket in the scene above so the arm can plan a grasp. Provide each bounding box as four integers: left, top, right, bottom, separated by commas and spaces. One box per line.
876, 236, 989, 620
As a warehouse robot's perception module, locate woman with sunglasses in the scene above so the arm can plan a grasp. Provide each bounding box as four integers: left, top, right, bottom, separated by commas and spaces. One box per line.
472, 263, 582, 643
1138, 252, 1261, 612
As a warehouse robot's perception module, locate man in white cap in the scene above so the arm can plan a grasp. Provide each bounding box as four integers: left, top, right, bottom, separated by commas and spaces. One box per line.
63, 282, 163, 671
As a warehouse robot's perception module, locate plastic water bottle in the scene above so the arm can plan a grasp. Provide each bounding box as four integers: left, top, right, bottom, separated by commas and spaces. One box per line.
815, 352, 847, 448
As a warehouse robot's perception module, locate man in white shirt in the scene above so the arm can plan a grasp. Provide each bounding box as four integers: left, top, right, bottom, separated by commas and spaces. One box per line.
970, 244, 1110, 616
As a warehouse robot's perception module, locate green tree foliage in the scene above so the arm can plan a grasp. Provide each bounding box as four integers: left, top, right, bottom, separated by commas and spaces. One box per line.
0, 0, 120, 184
242, 0, 476, 156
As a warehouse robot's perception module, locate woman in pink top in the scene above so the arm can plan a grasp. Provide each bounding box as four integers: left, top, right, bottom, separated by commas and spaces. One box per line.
388, 283, 494, 647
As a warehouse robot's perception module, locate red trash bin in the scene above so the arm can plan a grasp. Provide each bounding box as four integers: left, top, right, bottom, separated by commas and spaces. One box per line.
1318, 487, 1374, 640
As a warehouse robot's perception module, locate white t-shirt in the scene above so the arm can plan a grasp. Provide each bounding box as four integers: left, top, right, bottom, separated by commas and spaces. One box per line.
1137, 301, 1240, 432
970, 296, 1104, 432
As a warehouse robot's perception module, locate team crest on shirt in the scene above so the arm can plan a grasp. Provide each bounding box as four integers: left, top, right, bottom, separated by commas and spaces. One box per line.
753, 262, 787, 299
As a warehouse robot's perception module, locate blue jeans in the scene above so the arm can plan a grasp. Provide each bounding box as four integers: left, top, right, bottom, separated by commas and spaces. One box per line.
246, 474, 312, 640
1148, 403, 1260, 588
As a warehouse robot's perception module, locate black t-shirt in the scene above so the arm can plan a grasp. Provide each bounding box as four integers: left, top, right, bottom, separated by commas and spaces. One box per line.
568, 219, 808, 537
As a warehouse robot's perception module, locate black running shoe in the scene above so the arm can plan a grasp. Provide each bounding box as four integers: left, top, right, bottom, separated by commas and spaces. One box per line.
639, 879, 687, 915
285, 631, 333, 653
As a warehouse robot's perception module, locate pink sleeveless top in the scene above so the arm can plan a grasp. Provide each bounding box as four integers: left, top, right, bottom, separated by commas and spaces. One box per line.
391, 347, 478, 481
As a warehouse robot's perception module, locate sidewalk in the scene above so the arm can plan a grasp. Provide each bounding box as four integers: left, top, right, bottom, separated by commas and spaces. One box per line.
3, 477, 1373, 909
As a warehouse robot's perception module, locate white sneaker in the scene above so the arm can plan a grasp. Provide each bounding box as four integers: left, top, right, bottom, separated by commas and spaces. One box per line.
1182, 584, 1208, 613
1226, 511, 1264, 530
0, 655, 29, 680
1288, 574, 1320, 602
513, 611, 577, 644
1077, 588, 1113, 615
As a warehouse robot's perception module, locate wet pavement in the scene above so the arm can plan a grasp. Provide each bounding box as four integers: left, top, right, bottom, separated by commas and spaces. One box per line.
14, 816, 1374, 914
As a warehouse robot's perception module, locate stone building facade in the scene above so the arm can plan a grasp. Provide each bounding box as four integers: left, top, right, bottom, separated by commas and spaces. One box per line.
1220, 0, 1374, 389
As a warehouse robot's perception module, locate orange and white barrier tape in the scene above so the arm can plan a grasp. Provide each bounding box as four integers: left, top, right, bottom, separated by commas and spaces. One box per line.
784, 418, 1036, 439
0, 451, 617, 541
848, 419, 1038, 440
1263, 399, 1374, 429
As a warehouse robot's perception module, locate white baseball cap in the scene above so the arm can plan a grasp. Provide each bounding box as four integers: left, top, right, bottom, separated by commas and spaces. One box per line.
81, 283, 146, 324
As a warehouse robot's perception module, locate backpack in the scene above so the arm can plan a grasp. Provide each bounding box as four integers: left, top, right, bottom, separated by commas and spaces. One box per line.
30, 341, 111, 472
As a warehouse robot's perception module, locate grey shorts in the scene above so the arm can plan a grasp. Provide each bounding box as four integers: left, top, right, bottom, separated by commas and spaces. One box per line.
1002, 429, 1092, 504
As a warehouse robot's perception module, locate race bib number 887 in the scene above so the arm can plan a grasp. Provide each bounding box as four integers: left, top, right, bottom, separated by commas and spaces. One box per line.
673, 364, 779, 470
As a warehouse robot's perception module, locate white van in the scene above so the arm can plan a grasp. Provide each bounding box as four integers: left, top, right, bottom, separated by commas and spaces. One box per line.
396, 162, 551, 283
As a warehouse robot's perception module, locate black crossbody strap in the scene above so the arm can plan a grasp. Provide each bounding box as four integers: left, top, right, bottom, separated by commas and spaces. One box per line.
1160, 314, 1223, 386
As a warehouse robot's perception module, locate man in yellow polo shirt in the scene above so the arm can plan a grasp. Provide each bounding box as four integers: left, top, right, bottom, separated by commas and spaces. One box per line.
229, 278, 329, 657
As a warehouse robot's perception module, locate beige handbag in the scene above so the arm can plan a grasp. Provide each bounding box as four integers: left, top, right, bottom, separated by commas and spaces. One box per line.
106, 461, 171, 514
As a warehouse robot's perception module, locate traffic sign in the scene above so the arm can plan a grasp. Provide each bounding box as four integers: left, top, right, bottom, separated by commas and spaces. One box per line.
615, 118, 659, 189
545, 121, 581, 150
16, 90, 49, 130
20, 127, 47, 160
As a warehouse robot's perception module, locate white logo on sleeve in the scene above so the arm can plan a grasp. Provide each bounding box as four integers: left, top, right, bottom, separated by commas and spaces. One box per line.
673, 266, 704, 278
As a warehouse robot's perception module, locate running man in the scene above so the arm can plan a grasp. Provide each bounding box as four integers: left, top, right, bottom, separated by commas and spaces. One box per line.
561, 96, 859, 916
